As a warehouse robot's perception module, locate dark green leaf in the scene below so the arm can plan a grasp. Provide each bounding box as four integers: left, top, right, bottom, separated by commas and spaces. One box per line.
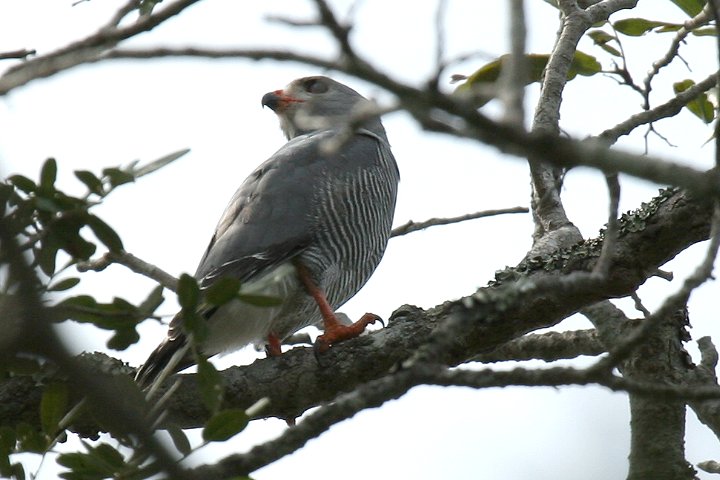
51, 217, 97, 260
205, 278, 241, 306
202, 409, 249, 442
10, 462, 25, 480
167, 425, 192, 456
0, 183, 13, 216
107, 327, 140, 350
58, 442, 126, 478
588, 30, 622, 57
37, 238, 60, 277
40, 158, 58, 191
16, 423, 47, 453
3, 357, 42, 376
613, 18, 680, 36
87, 215, 124, 252
669, 0, 706, 17
456, 51, 601, 105
34, 196, 60, 213
40, 383, 69, 435
56, 295, 139, 328
138, 285, 165, 315
568, 51, 602, 78
692, 26, 717, 36
102, 167, 135, 189
588, 30, 615, 43
237, 293, 283, 307
177, 274, 200, 310
111, 296, 136, 311
8, 175, 37, 194
0, 426, 15, 457
674, 79, 716, 123
133, 148, 191, 178
56, 452, 85, 469
197, 356, 224, 414
182, 309, 208, 342
74, 170, 104, 196
90, 443, 125, 469
48, 277, 81, 292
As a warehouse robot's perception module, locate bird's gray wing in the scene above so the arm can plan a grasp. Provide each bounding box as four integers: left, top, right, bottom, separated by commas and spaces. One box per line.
193, 132, 329, 287
136, 129, 396, 386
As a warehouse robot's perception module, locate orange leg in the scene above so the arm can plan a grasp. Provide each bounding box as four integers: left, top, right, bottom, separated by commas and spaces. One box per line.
294, 260, 382, 353
266, 332, 282, 357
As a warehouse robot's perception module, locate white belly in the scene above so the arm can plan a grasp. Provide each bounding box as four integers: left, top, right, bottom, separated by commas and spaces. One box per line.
201, 262, 303, 355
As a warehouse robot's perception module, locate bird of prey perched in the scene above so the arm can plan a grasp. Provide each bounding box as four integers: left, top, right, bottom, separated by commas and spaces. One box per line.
135, 76, 400, 386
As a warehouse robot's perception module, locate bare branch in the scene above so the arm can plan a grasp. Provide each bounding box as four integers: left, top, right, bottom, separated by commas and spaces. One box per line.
598, 71, 719, 144
499, 0, 527, 126
77, 250, 179, 292
641, 4, 713, 109
470, 329, 605, 363
590, 203, 720, 373
0, 49, 36, 61
0, 0, 203, 95
187, 359, 720, 478
312, 0, 352, 57
593, 173, 621, 277
14, 43, 712, 197
390, 207, 528, 237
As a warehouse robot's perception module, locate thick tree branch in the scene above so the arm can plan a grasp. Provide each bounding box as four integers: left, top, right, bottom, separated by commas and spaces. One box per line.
189, 358, 720, 478
1, 186, 713, 435
470, 328, 604, 363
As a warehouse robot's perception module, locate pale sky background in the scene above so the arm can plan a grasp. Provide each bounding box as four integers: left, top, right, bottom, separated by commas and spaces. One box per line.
1, 1, 719, 479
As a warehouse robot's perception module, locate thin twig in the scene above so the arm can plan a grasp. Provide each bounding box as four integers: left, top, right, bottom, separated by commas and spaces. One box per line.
500, 0, 527, 126
593, 173, 620, 276
77, 250, 179, 292
598, 71, 719, 145
390, 207, 528, 238
630, 291, 652, 318
0, 49, 36, 60
641, 4, 713, 109
0, 0, 203, 95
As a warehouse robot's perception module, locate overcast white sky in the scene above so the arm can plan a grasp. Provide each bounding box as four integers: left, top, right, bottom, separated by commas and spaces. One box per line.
1, 1, 719, 479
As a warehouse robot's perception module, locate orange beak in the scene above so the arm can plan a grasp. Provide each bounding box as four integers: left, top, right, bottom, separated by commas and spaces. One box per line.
261, 89, 304, 112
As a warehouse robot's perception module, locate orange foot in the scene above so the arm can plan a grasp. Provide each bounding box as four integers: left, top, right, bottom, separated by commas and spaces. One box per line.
315, 312, 383, 354
265, 332, 283, 358
294, 260, 384, 355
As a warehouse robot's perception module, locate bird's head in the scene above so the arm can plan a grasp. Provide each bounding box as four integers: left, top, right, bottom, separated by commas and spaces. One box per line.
262, 76, 385, 140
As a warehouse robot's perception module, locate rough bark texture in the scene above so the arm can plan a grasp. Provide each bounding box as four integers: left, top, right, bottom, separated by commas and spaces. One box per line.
624, 309, 696, 480
0, 187, 713, 435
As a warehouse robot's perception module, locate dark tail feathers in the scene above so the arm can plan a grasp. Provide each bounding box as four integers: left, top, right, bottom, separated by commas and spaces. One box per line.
134, 335, 192, 388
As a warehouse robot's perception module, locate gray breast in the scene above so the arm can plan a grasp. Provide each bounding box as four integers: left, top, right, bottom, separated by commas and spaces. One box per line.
299, 130, 400, 311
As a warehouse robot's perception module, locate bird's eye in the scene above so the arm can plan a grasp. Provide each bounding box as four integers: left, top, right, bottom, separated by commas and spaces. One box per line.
304, 79, 328, 94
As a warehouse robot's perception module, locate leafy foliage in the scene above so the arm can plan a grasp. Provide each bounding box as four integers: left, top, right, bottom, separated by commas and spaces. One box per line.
455, 51, 602, 106
0, 1, 717, 479
203, 409, 250, 442
673, 79, 715, 123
